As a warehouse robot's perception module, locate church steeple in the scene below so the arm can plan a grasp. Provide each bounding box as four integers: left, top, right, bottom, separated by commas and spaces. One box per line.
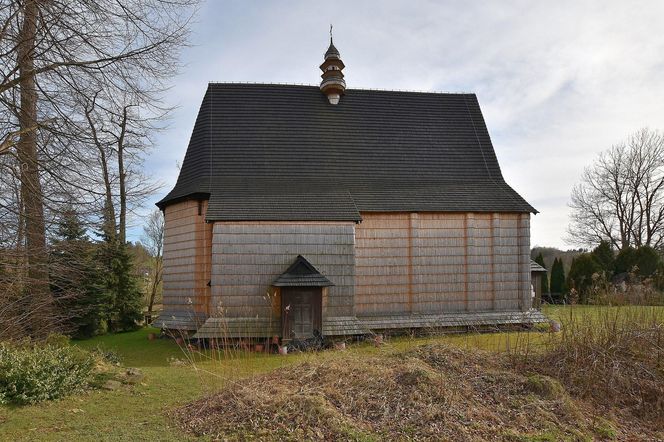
319, 26, 346, 105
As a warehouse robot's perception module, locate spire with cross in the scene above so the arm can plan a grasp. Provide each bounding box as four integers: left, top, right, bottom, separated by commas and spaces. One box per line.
319, 26, 346, 104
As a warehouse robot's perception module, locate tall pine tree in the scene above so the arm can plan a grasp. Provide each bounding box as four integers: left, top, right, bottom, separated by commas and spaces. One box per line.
98, 236, 143, 333
591, 240, 614, 274
549, 258, 567, 303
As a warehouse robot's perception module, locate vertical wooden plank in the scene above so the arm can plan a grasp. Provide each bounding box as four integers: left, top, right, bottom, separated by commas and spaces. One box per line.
464, 213, 472, 311
162, 199, 209, 315
533, 274, 542, 308
517, 213, 531, 311
407, 213, 417, 313
491, 213, 499, 310
204, 215, 213, 316
355, 213, 410, 315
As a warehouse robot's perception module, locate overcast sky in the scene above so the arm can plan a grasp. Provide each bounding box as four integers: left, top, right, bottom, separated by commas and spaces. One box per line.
139, 0, 664, 249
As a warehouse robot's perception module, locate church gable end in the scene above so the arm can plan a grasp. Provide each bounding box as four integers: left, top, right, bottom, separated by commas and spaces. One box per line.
156, 38, 544, 337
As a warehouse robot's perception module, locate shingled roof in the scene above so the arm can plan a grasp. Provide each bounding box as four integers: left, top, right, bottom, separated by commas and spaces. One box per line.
157, 83, 536, 219
530, 260, 548, 273
273, 255, 334, 287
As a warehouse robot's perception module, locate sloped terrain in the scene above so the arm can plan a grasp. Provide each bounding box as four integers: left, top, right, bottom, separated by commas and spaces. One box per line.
172, 344, 663, 441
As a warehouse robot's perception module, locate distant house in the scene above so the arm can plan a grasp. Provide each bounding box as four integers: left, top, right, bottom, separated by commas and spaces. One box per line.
154, 38, 544, 340
530, 260, 548, 308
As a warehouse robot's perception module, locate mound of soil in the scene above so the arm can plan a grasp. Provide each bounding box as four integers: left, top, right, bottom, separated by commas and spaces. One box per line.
171, 344, 661, 441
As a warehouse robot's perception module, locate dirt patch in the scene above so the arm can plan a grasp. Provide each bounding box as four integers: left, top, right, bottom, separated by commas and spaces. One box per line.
170, 344, 663, 441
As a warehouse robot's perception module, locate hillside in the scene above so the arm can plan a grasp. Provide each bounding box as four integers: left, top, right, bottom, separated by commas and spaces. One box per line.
531, 246, 584, 274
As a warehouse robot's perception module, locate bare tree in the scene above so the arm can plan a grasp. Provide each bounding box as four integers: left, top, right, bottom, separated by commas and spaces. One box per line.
0, 0, 198, 337
141, 209, 164, 322
568, 128, 664, 250
80, 90, 162, 243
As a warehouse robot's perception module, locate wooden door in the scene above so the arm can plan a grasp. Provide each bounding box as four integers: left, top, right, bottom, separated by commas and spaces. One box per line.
281, 287, 322, 340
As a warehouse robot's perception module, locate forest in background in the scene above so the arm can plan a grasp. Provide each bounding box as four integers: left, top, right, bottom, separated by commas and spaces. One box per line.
0, 0, 197, 340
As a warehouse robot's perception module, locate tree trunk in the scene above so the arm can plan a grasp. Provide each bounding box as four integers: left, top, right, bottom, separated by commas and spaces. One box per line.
85, 99, 117, 242
17, 0, 53, 336
117, 106, 128, 244
146, 262, 161, 322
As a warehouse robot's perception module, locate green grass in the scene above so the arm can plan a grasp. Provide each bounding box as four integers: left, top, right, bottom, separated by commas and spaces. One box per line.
1, 305, 662, 441
0, 328, 301, 441
544, 303, 664, 322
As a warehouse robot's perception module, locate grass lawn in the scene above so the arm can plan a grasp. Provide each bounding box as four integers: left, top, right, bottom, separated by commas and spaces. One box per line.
1, 305, 662, 441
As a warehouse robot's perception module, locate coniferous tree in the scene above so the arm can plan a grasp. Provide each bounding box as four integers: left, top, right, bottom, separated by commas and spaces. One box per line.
1, 0, 198, 339
566, 253, 602, 304
49, 210, 107, 338
591, 240, 615, 274
98, 228, 142, 333
549, 258, 558, 293
614, 246, 662, 279
109, 243, 143, 332
550, 258, 567, 303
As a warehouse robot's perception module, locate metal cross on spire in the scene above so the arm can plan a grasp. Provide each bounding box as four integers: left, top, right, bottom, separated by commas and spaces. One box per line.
330, 24, 333, 44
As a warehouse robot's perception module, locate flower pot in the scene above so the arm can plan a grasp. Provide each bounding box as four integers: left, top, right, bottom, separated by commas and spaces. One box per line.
147, 332, 156, 341
374, 334, 384, 347
175, 337, 185, 346
334, 342, 346, 350
278, 345, 288, 355
254, 344, 265, 353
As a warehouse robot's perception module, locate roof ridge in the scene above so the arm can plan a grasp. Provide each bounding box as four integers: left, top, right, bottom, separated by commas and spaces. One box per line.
207, 82, 475, 95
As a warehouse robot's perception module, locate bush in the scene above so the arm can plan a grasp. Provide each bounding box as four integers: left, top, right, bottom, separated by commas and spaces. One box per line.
0, 342, 95, 405
614, 246, 662, 278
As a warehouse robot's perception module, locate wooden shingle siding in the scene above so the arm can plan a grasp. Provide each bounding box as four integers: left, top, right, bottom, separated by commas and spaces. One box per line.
518, 214, 531, 310
355, 214, 410, 315
211, 221, 356, 319
162, 200, 212, 320
355, 212, 531, 316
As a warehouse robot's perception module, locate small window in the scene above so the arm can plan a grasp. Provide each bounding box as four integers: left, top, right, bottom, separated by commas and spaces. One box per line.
197, 200, 203, 216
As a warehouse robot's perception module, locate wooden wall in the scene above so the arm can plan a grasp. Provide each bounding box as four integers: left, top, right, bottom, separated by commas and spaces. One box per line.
162, 207, 532, 329
210, 222, 356, 319
532, 273, 542, 309
355, 212, 531, 316
162, 200, 212, 315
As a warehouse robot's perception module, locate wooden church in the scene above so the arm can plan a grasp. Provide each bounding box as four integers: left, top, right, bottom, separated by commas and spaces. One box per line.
154, 36, 545, 341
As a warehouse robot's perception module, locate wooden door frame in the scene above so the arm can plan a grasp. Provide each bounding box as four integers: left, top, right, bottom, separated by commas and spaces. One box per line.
280, 286, 322, 340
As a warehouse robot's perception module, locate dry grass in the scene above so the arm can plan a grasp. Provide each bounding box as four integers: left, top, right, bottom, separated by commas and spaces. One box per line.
171, 306, 664, 441
171, 343, 657, 441
527, 306, 664, 425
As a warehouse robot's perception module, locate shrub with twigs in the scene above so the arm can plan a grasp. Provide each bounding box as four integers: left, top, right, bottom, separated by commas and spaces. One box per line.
533, 307, 664, 418
0, 341, 95, 405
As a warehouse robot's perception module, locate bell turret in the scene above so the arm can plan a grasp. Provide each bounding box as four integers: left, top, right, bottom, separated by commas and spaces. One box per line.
320, 27, 346, 105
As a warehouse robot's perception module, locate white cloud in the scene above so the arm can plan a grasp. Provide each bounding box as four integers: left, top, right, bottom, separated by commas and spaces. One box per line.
138, 0, 664, 249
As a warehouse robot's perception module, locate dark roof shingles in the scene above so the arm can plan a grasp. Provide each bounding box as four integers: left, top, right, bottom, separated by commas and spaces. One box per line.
273, 255, 334, 287
158, 84, 536, 217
